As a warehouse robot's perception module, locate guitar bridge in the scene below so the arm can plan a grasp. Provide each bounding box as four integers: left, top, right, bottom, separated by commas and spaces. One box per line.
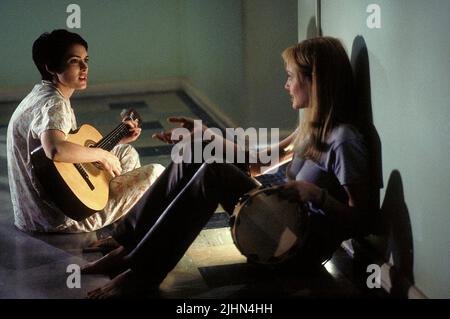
74, 163, 95, 190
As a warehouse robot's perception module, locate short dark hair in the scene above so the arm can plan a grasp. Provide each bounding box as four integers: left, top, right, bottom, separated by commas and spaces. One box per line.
32, 29, 88, 81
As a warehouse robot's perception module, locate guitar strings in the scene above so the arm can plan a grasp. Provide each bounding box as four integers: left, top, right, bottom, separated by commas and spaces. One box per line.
79, 115, 135, 175
95, 112, 139, 151
96, 124, 124, 149
96, 122, 128, 150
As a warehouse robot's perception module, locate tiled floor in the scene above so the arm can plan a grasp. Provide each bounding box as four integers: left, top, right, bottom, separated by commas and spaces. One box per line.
0, 90, 388, 299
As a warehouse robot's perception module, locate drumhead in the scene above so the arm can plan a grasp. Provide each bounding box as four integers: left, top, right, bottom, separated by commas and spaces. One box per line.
231, 187, 308, 265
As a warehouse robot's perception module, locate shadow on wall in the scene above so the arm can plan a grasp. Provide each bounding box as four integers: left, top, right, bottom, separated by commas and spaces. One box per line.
350, 35, 414, 297
380, 170, 415, 297
350, 35, 383, 220
306, 16, 318, 39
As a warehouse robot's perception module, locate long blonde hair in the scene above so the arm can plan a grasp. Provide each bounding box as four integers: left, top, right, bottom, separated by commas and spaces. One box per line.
282, 37, 355, 162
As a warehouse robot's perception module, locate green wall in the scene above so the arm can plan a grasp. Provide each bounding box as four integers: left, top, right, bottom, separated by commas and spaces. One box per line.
0, 0, 181, 87
242, 0, 298, 129
0, 0, 297, 132
181, 0, 245, 126
298, 0, 449, 298
182, 0, 298, 129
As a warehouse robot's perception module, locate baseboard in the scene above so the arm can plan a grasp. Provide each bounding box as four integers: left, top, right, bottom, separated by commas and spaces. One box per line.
180, 79, 294, 139
0, 78, 182, 103
83, 77, 240, 132
180, 78, 237, 129
0, 86, 33, 103
73, 78, 181, 99
1, 78, 294, 140
0, 78, 236, 129
340, 239, 427, 299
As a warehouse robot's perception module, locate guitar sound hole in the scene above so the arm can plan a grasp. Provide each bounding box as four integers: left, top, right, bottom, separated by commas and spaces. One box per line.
84, 140, 103, 169
85, 139, 96, 148
92, 162, 103, 170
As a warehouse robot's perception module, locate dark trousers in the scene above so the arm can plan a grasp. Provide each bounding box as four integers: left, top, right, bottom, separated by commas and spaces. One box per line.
113, 161, 258, 283
113, 161, 345, 284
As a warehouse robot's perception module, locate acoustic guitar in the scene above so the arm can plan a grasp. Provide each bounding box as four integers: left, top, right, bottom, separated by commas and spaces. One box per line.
30, 109, 141, 221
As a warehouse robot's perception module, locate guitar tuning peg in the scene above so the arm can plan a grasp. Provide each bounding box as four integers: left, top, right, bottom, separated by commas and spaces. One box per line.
119, 108, 141, 127
120, 109, 128, 119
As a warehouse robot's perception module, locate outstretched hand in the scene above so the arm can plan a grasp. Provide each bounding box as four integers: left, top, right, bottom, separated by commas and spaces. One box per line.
152, 116, 207, 144
168, 116, 196, 130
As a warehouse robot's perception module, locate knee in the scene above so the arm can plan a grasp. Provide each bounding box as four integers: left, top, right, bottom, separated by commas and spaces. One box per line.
113, 144, 141, 171
201, 162, 246, 189
203, 162, 228, 180
204, 162, 246, 180
120, 144, 139, 158
149, 163, 166, 178
186, 163, 220, 189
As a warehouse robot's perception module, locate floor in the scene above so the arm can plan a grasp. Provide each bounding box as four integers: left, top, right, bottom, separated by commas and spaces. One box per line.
0, 89, 389, 299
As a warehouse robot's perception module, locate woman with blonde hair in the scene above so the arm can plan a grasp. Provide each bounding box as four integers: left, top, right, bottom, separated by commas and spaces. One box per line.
84, 36, 373, 299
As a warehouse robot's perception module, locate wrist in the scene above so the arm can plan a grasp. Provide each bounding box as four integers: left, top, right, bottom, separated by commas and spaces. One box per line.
96, 148, 108, 163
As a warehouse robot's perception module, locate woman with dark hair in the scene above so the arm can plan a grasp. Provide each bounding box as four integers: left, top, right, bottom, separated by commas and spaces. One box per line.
6, 29, 164, 233
84, 36, 374, 299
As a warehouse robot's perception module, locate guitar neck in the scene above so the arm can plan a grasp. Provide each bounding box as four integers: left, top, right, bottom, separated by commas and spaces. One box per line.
94, 122, 129, 151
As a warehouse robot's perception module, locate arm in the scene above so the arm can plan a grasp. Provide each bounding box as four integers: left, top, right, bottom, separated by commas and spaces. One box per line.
153, 117, 296, 175
283, 134, 373, 222
292, 181, 369, 212
249, 131, 295, 176
40, 129, 122, 177
282, 181, 371, 234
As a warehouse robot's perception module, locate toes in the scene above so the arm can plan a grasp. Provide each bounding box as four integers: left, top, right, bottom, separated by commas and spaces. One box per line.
80, 262, 100, 274
87, 287, 102, 299
87, 285, 118, 299
80, 263, 92, 274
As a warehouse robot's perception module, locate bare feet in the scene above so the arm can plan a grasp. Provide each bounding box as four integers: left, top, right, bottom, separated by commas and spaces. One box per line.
83, 236, 120, 253
81, 246, 129, 275
87, 269, 159, 299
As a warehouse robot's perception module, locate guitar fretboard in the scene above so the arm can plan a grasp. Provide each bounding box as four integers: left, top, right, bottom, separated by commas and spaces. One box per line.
95, 122, 130, 151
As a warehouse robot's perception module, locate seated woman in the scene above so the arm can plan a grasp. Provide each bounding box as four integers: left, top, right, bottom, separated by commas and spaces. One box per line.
84, 36, 374, 298
6, 29, 164, 233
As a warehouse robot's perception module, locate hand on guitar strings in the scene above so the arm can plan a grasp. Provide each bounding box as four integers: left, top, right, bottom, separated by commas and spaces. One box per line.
118, 119, 142, 144
98, 150, 122, 178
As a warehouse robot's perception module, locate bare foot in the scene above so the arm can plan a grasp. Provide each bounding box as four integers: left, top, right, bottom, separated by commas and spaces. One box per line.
87, 269, 159, 299
83, 236, 120, 253
81, 246, 128, 275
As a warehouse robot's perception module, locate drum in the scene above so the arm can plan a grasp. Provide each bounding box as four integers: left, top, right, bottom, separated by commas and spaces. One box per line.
230, 186, 309, 265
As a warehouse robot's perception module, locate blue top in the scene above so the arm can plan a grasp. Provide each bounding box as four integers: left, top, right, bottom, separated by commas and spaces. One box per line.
287, 124, 369, 206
